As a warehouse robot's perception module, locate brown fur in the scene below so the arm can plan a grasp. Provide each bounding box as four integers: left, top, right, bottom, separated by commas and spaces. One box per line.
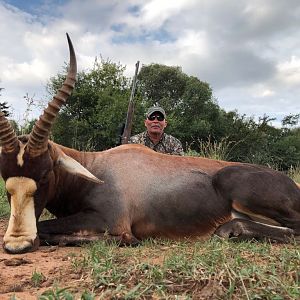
1, 138, 300, 254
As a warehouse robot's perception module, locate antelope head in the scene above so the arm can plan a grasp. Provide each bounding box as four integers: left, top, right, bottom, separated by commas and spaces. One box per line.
0, 34, 85, 254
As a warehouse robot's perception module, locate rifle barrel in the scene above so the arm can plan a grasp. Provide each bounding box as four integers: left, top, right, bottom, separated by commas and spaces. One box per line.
121, 61, 140, 144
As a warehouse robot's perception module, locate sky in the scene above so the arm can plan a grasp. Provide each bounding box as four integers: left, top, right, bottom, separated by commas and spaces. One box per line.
0, 0, 300, 127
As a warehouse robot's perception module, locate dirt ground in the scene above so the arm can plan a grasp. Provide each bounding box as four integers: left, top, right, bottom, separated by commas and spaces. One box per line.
0, 218, 89, 299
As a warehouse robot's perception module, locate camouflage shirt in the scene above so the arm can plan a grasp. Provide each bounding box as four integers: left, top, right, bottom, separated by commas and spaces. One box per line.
129, 131, 184, 156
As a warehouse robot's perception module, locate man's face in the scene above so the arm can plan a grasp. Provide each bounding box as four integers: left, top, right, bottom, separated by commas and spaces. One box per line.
144, 112, 167, 135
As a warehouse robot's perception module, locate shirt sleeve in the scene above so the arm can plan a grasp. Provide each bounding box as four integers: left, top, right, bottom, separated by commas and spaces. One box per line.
128, 136, 135, 144
173, 141, 184, 156
168, 136, 184, 156
129, 133, 144, 145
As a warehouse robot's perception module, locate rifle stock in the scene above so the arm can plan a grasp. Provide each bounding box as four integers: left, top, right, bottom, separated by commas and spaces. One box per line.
121, 61, 140, 144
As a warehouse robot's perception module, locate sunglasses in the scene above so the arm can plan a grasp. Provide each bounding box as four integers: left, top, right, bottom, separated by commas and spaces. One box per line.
148, 114, 165, 121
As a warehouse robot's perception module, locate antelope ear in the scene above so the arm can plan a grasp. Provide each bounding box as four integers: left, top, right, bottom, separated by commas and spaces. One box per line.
57, 152, 103, 184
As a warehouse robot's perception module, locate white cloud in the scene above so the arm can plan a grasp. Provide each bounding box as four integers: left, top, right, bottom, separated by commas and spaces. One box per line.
251, 84, 275, 98
139, 0, 196, 28
176, 30, 208, 57
0, 0, 300, 127
277, 55, 300, 86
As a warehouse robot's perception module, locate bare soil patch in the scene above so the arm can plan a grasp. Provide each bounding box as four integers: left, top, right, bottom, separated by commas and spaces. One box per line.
1, 217, 297, 299
0, 218, 88, 299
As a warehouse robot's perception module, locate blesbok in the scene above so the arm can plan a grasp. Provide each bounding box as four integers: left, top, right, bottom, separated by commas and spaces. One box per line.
1, 34, 300, 254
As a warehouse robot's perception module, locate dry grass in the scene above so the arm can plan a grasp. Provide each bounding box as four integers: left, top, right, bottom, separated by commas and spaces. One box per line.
39, 238, 300, 299
288, 165, 300, 184
185, 136, 239, 161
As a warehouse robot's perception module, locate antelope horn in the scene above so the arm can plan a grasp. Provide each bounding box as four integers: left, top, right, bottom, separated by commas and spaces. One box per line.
0, 111, 18, 153
27, 33, 77, 156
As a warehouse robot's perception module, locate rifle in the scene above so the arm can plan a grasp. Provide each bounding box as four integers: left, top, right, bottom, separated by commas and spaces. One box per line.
121, 61, 140, 144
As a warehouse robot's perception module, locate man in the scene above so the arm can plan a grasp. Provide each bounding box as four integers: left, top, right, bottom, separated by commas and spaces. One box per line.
130, 106, 184, 155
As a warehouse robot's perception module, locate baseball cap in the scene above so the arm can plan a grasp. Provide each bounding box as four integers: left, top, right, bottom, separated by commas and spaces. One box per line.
146, 106, 166, 118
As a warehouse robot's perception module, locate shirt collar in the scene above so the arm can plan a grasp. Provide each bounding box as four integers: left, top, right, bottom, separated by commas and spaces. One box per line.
145, 131, 165, 144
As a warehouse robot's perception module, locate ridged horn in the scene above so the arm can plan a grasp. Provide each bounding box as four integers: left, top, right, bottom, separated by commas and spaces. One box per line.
27, 33, 77, 156
0, 111, 18, 153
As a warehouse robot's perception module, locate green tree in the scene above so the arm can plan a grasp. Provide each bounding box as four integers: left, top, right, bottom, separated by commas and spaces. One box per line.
282, 113, 300, 128
136, 64, 220, 146
137, 64, 187, 109
49, 58, 132, 150
136, 64, 300, 169
0, 86, 11, 117
171, 76, 220, 146
46, 59, 300, 171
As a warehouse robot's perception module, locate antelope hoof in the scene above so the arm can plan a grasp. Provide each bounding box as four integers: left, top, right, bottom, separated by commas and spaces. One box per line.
3, 236, 40, 254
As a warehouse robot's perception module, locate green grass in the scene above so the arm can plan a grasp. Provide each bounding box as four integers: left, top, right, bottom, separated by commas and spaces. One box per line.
31, 270, 45, 288
0, 177, 9, 218
43, 238, 300, 299
39, 287, 78, 300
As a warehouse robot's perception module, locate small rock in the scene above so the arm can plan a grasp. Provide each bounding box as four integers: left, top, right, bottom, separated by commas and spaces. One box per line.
4, 258, 32, 266
5, 284, 24, 293
41, 246, 58, 253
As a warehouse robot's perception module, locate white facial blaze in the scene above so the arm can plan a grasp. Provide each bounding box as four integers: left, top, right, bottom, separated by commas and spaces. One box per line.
4, 177, 37, 252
